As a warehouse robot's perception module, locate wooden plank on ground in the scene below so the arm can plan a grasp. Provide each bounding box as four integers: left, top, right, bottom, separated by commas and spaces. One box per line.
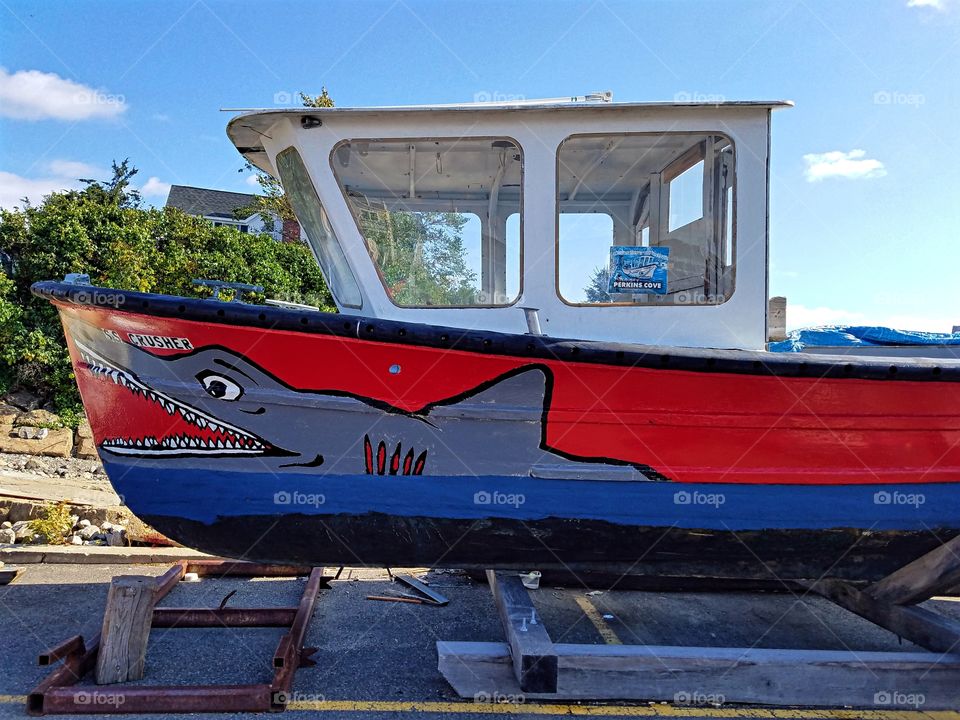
866, 535, 960, 605
437, 640, 960, 707
95, 575, 158, 684
486, 570, 557, 693
804, 579, 960, 655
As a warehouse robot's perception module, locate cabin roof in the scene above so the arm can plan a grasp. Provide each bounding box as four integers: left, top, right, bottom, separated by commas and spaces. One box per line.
226, 99, 793, 174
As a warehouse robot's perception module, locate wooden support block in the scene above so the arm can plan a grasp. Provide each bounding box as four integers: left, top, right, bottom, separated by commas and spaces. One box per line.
437, 640, 960, 707
866, 535, 960, 605
95, 575, 159, 684
486, 570, 557, 693
804, 579, 960, 655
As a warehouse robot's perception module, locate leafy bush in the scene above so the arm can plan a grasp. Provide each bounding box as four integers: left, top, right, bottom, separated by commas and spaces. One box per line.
28, 501, 74, 545
0, 161, 333, 417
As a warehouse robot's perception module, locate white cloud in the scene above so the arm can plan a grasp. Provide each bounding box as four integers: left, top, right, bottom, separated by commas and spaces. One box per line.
787, 304, 957, 333
907, 0, 945, 9
46, 160, 103, 179
0, 67, 127, 121
787, 304, 866, 330
140, 176, 171, 198
245, 174, 261, 188
803, 150, 886, 182
0, 171, 77, 209
0, 158, 112, 209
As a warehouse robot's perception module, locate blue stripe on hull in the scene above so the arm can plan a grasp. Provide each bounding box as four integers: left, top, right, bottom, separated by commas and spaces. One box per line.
104, 462, 960, 532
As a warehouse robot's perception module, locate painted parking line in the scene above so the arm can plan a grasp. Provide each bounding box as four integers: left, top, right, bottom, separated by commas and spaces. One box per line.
284, 701, 960, 718
575, 595, 623, 645
1, 694, 955, 718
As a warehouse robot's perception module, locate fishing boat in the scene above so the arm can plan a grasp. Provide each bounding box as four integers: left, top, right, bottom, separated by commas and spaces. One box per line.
32, 97, 960, 582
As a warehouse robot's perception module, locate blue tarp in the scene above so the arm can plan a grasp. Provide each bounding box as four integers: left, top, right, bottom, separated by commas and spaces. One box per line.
770, 326, 960, 353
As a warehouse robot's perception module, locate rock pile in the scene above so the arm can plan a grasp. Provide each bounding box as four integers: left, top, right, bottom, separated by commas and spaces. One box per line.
0, 391, 99, 460
0, 452, 104, 478
0, 515, 128, 547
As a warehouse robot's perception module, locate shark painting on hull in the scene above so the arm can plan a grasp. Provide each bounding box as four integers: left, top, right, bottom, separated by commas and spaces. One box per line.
70, 326, 664, 480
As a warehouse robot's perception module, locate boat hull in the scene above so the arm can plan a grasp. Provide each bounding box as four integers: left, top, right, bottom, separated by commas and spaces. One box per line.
31, 282, 960, 580
113, 461, 955, 581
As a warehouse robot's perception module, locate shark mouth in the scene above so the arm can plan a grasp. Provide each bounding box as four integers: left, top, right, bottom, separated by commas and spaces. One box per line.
75, 340, 272, 457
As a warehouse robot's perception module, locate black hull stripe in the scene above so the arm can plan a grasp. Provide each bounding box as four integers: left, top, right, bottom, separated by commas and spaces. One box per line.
32, 281, 960, 382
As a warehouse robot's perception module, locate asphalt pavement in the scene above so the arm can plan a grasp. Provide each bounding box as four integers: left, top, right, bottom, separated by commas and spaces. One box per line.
1, 562, 958, 720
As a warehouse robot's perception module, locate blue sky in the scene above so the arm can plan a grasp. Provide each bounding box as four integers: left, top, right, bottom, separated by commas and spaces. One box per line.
1, 0, 958, 331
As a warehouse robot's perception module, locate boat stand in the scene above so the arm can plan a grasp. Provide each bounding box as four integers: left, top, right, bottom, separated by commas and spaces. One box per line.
439, 542, 960, 709
28, 560, 329, 715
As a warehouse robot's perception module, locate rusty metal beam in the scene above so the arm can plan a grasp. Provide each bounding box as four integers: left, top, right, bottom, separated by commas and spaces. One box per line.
184, 560, 318, 578
38, 636, 85, 667
28, 563, 328, 715
36, 684, 272, 714
269, 568, 325, 709
153, 562, 187, 599
152, 607, 298, 628
28, 635, 99, 716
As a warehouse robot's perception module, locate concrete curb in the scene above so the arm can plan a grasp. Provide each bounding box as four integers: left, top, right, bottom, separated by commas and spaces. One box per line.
0, 545, 214, 564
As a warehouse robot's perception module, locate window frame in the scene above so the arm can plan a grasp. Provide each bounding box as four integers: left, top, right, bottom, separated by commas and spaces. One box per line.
329, 135, 525, 310
276, 146, 364, 309
554, 131, 737, 308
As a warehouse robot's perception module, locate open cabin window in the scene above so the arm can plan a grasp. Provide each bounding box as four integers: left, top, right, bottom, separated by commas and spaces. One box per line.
557, 133, 735, 306
331, 138, 522, 307
275, 147, 363, 308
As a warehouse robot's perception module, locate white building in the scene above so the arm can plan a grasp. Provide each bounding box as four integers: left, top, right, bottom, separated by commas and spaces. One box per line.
164, 185, 301, 242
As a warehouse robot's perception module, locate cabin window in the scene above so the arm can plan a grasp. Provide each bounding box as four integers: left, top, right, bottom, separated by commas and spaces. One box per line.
557, 133, 735, 306
331, 138, 522, 307
276, 146, 363, 308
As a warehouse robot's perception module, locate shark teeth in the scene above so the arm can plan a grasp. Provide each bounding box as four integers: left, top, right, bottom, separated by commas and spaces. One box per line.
77, 342, 267, 457
100, 434, 263, 455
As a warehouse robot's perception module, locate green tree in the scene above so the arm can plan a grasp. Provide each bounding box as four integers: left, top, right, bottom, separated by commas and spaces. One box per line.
585, 265, 612, 303
361, 210, 477, 306
0, 161, 332, 419
243, 89, 335, 228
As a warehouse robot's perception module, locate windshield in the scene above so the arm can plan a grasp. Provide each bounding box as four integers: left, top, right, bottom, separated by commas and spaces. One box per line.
276, 146, 363, 309
331, 137, 522, 307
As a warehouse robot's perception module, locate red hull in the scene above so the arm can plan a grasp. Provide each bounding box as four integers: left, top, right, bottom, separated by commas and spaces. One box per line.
56, 301, 960, 486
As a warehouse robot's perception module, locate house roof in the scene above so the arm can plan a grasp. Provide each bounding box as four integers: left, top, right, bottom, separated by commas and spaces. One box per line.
165, 185, 259, 219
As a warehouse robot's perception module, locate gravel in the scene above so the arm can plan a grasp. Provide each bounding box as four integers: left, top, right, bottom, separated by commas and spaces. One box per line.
0, 451, 104, 478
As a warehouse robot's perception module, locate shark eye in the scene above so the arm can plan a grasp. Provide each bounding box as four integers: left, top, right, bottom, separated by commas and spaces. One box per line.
199, 373, 243, 401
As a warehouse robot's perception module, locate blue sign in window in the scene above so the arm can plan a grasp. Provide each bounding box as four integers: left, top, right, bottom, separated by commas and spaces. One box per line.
607, 246, 669, 295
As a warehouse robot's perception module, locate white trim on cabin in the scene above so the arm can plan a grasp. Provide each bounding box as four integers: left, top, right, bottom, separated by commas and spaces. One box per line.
228, 103, 780, 351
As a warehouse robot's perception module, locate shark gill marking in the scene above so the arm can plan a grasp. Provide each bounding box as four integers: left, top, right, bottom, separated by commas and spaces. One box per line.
75, 340, 272, 457
364, 435, 426, 475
